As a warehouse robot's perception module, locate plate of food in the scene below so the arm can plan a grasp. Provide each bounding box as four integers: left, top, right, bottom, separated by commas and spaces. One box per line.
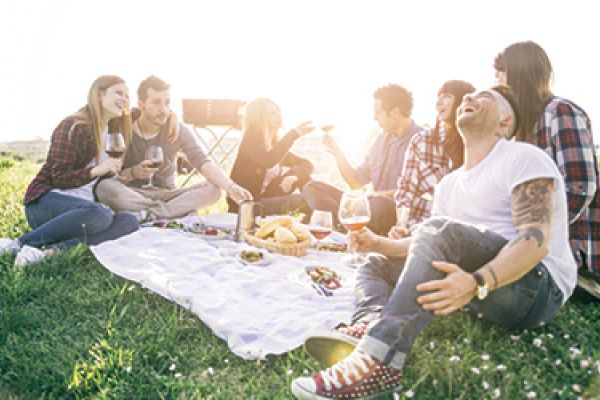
238, 249, 271, 266
290, 265, 342, 290
315, 242, 348, 253
188, 223, 233, 240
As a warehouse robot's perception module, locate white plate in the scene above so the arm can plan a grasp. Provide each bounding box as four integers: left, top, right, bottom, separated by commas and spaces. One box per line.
237, 250, 272, 266
199, 213, 238, 231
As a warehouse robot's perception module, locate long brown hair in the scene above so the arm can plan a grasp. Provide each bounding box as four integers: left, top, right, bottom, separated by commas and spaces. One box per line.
432, 80, 475, 169
71, 75, 131, 162
494, 41, 553, 143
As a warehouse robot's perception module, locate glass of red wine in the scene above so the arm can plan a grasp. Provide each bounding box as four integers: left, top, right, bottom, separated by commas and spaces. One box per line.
309, 210, 333, 246
142, 145, 164, 189
104, 131, 126, 177
338, 190, 371, 267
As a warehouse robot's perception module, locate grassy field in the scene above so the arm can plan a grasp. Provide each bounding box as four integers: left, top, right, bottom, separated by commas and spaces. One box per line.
1, 156, 599, 399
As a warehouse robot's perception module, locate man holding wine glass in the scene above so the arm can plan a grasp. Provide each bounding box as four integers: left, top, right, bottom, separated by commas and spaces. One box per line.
291, 87, 577, 399
302, 84, 422, 236
96, 76, 252, 220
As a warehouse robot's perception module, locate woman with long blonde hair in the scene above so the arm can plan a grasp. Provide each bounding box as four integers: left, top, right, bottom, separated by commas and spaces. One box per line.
0, 75, 139, 267
228, 98, 314, 216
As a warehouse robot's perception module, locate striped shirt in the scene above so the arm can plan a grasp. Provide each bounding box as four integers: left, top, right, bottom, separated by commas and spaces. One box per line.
535, 96, 600, 274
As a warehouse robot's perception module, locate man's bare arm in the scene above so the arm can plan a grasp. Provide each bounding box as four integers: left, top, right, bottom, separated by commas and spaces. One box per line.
479, 178, 554, 289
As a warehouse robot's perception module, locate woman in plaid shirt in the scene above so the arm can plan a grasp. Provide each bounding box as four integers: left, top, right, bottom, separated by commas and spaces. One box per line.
390, 80, 475, 238
0, 75, 139, 267
495, 41, 600, 294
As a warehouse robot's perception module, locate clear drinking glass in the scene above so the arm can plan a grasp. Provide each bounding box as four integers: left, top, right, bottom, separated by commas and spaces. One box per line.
309, 210, 333, 245
104, 132, 126, 177
338, 190, 371, 267
142, 145, 164, 189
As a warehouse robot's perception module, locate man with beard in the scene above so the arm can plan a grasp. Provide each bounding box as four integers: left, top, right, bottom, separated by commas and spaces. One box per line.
95, 75, 252, 220
290, 87, 577, 399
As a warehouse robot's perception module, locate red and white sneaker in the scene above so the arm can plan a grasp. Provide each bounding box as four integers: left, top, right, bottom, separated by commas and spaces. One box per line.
291, 350, 402, 399
304, 323, 368, 366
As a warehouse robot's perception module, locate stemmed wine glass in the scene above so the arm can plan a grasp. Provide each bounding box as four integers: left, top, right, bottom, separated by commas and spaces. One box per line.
338, 190, 371, 267
142, 145, 164, 189
104, 131, 126, 177
309, 210, 333, 246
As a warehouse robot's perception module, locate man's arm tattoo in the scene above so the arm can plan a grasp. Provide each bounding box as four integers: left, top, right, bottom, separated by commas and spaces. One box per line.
510, 178, 554, 248
508, 227, 545, 248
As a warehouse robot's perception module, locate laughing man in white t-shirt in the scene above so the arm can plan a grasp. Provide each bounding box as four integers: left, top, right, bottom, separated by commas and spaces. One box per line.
291, 87, 577, 400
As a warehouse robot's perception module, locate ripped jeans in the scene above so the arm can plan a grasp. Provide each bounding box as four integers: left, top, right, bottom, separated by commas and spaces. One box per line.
353, 217, 564, 370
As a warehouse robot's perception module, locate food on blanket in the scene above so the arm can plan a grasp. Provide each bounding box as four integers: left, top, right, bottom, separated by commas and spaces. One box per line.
289, 223, 311, 242
166, 221, 184, 229
274, 226, 297, 244
315, 242, 347, 252
307, 266, 342, 290
255, 216, 293, 238
240, 250, 264, 263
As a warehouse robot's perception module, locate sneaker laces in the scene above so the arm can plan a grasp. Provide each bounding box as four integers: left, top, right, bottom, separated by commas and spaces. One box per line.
320, 351, 375, 390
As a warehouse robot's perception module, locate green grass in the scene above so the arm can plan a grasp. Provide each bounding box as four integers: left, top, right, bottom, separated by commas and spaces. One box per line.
1, 156, 599, 399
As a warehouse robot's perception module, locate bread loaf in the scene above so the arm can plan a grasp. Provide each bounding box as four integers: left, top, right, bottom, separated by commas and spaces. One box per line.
274, 226, 297, 244
255, 216, 293, 238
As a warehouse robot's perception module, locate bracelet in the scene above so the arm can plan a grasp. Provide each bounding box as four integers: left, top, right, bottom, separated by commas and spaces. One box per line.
484, 264, 499, 290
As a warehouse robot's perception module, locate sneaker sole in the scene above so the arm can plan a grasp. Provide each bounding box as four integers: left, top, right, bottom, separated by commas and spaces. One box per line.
304, 330, 359, 367
291, 378, 401, 400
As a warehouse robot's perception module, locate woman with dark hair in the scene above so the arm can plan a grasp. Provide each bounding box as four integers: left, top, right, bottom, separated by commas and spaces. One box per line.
495, 41, 600, 293
391, 80, 475, 238
228, 98, 315, 216
0, 75, 139, 267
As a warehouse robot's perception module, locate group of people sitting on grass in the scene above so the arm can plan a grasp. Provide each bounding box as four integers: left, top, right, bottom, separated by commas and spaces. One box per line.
0, 40, 598, 399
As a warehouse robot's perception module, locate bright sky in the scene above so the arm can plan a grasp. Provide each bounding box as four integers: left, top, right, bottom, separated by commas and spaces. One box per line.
1, 0, 598, 156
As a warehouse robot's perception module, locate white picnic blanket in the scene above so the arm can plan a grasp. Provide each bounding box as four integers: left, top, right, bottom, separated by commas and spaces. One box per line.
90, 214, 356, 360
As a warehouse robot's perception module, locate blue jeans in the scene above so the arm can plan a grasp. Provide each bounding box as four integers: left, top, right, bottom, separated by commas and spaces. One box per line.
301, 181, 396, 235
21, 192, 139, 249
355, 217, 564, 370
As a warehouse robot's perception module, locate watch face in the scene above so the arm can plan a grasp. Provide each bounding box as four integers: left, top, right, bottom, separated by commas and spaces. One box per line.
477, 285, 489, 300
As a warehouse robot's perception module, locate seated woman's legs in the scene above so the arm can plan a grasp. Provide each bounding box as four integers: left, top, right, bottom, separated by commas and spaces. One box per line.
21, 192, 137, 248
258, 193, 311, 221
367, 194, 396, 236
301, 181, 343, 227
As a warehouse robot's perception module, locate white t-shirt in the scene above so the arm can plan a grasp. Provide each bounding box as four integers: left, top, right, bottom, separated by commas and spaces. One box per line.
432, 139, 577, 302
52, 131, 109, 202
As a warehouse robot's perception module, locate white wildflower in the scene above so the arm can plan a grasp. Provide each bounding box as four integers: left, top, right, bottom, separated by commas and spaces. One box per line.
532, 338, 543, 347
449, 355, 460, 363
429, 341, 435, 350
547, 333, 553, 339
481, 354, 490, 361
580, 359, 590, 369
287, 370, 293, 376
463, 338, 470, 344
492, 388, 501, 399
169, 363, 176, 371
572, 384, 582, 393
510, 335, 520, 341
405, 389, 414, 398
128, 285, 135, 291
482, 381, 490, 390
496, 364, 507, 371
224, 358, 229, 364
207, 367, 214, 375
174, 372, 182, 378
519, 352, 525, 358
126, 366, 132, 373
526, 391, 537, 398
554, 359, 562, 366
482, 364, 489, 370
393, 393, 401, 400
563, 334, 570, 339
470, 367, 480, 375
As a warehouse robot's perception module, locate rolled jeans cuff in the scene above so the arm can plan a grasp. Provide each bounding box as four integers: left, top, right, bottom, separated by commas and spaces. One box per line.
357, 335, 406, 371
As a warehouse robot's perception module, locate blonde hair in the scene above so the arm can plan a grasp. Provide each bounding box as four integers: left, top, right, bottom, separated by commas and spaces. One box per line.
242, 98, 280, 149
71, 75, 131, 162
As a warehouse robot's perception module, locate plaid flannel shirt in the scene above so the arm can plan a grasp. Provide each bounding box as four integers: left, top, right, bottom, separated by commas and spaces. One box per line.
24, 117, 97, 204
536, 97, 600, 274
395, 128, 451, 228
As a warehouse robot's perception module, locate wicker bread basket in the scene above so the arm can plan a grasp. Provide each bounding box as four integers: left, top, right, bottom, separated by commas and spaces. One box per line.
244, 233, 310, 257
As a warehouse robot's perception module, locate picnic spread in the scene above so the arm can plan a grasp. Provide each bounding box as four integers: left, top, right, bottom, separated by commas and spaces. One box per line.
91, 213, 357, 360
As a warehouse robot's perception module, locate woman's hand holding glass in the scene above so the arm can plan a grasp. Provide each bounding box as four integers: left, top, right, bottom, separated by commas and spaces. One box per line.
91, 158, 122, 178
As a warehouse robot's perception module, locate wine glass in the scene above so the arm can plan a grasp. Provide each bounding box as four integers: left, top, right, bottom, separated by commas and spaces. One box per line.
309, 210, 333, 246
142, 145, 164, 189
338, 191, 371, 267
104, 132, 126, 177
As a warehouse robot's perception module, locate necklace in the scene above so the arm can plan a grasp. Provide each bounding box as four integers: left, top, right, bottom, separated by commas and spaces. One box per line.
135, 120, 160, 141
